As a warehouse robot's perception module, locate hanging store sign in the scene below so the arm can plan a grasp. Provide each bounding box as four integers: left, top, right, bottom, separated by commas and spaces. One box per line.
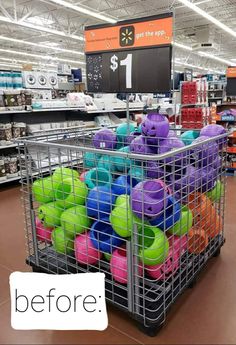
85, 13, 173, 93
227, 67, 236, 78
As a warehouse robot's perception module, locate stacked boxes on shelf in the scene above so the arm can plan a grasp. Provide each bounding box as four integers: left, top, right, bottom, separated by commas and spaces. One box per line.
181, 79, 209, 129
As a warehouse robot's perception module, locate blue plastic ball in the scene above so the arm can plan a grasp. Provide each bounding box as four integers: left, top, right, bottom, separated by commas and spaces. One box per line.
86, 185, 116, 219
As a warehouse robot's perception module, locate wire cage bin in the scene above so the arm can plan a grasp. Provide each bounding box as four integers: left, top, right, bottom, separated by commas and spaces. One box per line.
18, 123, 227, 336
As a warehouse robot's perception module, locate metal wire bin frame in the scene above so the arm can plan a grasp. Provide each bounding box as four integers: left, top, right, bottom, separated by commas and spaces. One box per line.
17, 126, 228, 336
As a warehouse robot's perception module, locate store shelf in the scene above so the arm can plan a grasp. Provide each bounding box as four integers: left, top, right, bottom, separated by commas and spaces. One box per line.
0, 175, 21, 185
181, 103, 207, 107
0, 143, 17, 149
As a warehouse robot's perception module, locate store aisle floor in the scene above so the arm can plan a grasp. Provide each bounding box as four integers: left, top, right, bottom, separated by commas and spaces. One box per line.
0, 178, 236, 345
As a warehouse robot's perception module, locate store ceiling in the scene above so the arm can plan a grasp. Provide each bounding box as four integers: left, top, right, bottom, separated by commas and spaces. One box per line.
0, 0, 235, 74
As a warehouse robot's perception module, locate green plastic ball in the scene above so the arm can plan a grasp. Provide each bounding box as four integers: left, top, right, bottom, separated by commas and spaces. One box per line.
168, 205, 193, 236
55, 178, 88, 209
104, 252, 112, 261
38, 202, 63, 228
97, 155, 115, 172
110, 197, 141, 238
129, 166, 145, 181
53, 167, 79, 183
181, 131, 199, 146
206, 180, 224, 202
52, 227, 74, 254
60, 205, 91, 237
138, 225, 169, 266
32, 177, 56, 204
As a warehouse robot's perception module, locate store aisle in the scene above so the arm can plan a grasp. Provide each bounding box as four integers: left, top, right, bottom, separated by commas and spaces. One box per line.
0, 179, 236, 345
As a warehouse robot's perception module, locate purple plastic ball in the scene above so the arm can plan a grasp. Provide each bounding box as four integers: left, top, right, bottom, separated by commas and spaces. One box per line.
146, 161, 165, 179
130, 135, 156, 155
126, 131, 141, 145
192, 136, 218, 167
131, 179, 168, 219
93, 129, 117, 150
159, 137, 186, 164
200, 167, 218, 193
200, 124, 227, 149
141, 113, 169, 140
170, 165, 202, 196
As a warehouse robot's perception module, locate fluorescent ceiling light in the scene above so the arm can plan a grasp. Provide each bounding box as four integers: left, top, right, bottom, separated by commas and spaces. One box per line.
46, 0, 117, 24
26, 16, 54, 26
173, 42, 192, 51
0, 48, 86, 65
198, 51, 231, 65
178, 0, 236, 38
0, 16, 84, 41
0, 35, 84, 56
0, 62, 21, 69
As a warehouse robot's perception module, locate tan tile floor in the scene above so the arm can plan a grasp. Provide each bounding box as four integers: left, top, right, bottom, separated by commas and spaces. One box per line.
0, 178, 236, 344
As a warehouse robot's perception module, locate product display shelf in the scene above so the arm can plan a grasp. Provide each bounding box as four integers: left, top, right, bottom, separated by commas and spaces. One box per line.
0, 142, 18, 149
0, 175, 21, 185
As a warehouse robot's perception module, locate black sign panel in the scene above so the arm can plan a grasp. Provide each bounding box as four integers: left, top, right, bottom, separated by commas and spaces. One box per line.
86, 46, 172, 93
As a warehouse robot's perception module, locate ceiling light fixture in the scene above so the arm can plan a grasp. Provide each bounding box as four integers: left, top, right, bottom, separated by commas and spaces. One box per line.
0, 48, 85, 65
198, 51, 232, 65
0, 35, 84, 56
0, 16, 84, 41
173, 42, 192, 51
46, 0, 117, 24
177, 0, 236, 38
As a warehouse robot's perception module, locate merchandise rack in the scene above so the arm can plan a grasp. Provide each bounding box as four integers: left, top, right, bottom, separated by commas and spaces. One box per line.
18, 128, 228, 336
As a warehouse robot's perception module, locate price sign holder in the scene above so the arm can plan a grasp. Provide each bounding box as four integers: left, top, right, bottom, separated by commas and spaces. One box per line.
226, 66, 236, 96
85, 13, 173, 94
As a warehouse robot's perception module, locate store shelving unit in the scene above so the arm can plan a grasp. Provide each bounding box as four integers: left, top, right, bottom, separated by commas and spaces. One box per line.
208, 80, 226, 106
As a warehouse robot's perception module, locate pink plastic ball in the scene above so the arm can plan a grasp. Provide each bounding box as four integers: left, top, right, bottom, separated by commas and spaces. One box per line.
36, 217, 53, 242
80, 171, 87, 182
146, 248, 179, 280
110, 246, 143, 284
75, 232, 102, 265
168, 235, 188, 257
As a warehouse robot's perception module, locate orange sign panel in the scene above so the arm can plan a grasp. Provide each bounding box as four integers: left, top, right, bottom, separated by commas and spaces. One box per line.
85, 16, 173, 53
227, 67, 236, 78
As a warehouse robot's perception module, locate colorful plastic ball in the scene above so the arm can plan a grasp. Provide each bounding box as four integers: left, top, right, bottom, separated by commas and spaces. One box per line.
146, 161, 165, 180
159, 137, 185, 164
145, 247, 179, 280
115, 194, 129, 207
130, 135, 156, 154
104, 252, 112, 261
168, 234, 188, 257
192, 136, 219, 167
35, 217, 53, 242
200, 167, 218, 193
83, 152, 100, 169
38, 202, 63, 228
112, 175, 139, 197
52, 167, 79, 182
60, 205, 91, 237
86, 185, 116, 219
187, 227, 209, 254
85, 167, 112, 189
171, 165, 202, 196
110, 246, 143, 284
131, 179, 168, 219
74, 232, 102, 265
116, 122, 136, 146
150, 196, 181, 231
93, 128, 117, 150
55, 177, 88, 209
128, 166, 146, 181
200, 124, 226, 148
52, 227, 74, 254
110, 196, 141, 238
97, 155, 115, 172
112, 146, 131, 172
79, 171, 87, 182
181, 130, 199, 145
168, 205, 193, 237
90, 218, 124, 254
206, 180, 224, 202
141, 113, 169, 139
126, 131, 141, 145
139, 225, 169, 266
32, 177, 56, 204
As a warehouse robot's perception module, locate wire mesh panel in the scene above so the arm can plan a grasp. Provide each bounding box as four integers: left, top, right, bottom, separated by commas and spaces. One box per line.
18, 120, 227, 334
